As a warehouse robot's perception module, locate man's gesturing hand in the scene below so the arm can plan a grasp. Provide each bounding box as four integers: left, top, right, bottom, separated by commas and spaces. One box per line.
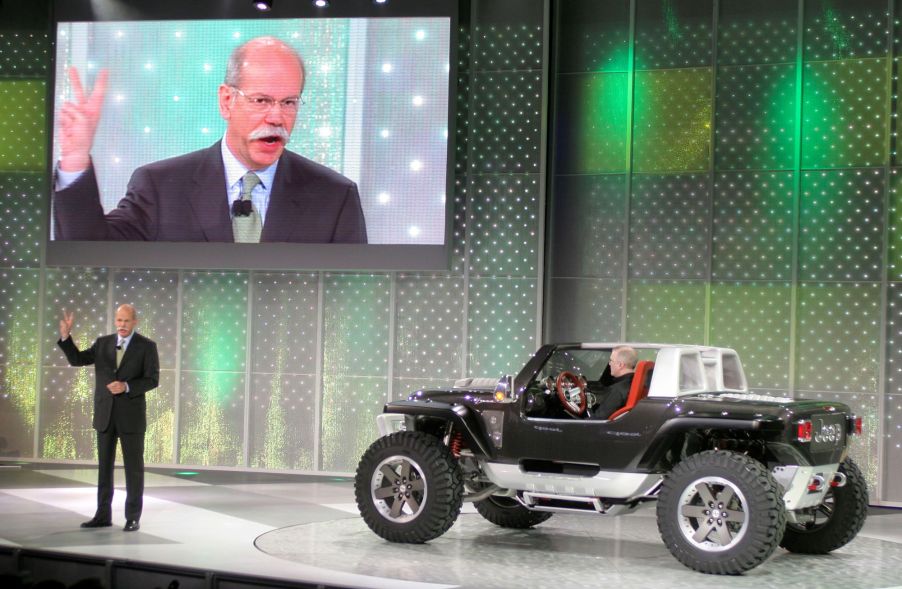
58, 67, 108, 172
59, 309, 75, 340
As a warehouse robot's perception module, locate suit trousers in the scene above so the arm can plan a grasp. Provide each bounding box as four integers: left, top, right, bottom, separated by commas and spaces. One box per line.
95, 423, 144, 521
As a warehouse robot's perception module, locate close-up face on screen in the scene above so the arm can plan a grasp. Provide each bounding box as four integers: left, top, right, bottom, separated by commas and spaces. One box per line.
50, 16, 451, 256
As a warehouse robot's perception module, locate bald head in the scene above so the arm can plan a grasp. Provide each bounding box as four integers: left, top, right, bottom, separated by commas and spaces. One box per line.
115, 304, 138, 338
224, 36, 306, 90
610, 346, 637, 378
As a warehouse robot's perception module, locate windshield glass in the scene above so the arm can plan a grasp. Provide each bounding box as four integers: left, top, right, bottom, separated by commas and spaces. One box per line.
536, 348, 612, 383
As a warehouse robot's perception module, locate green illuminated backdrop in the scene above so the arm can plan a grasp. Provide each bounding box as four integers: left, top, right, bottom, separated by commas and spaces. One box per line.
548, 0, 901, 503
1, 0, 901, 507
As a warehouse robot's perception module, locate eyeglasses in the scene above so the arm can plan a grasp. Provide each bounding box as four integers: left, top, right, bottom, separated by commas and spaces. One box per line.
230, 87, 304, 113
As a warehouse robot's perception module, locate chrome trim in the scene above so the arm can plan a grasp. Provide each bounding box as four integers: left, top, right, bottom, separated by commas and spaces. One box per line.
772, 464, 839, 510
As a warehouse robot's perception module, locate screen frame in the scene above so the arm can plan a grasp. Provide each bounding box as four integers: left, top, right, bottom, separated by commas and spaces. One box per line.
45, 0, 458, 271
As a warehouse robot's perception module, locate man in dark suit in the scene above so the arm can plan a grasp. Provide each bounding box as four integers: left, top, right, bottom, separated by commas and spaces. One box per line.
58, 304, 160, 532
588, 345, 636, 420
53, 36, 367, 243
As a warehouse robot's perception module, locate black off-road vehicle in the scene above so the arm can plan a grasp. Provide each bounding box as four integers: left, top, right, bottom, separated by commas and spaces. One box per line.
354, 343, 868, 575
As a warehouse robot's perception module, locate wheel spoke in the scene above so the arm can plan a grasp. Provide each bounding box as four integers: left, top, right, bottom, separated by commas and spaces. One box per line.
695, 483, 717, 506
715, 486, 735, 506
389, 496, 406, 518
714, 522, 734, 546
692, 521, 715, 543
681, 505, 708, 519
379, 464, 399, 485
816, 502, 834, 524
409, 478, 425, 491
374, 486, 396, 499
723, 509, 745, 523
399, 461, 411, 480
405, 493, 421, 513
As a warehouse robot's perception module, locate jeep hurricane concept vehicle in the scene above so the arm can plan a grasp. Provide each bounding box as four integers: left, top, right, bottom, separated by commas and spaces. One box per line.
354, 344, 868, 575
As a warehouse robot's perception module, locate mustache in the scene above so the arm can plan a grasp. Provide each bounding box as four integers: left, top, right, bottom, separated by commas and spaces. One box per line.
249, 125, 290, 142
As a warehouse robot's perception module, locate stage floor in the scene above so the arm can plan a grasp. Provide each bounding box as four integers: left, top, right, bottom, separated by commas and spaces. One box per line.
1, 463, 901, 589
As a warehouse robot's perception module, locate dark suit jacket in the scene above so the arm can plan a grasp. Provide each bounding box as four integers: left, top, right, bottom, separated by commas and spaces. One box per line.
58, 333, 160, 434
53, 141, 368, 243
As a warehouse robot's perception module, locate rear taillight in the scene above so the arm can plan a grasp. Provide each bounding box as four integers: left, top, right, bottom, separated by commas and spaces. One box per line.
796, 420, 812, 443
847, 414, 863, 436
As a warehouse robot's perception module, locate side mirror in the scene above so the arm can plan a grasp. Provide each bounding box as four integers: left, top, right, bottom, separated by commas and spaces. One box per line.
493, 375, 513, 401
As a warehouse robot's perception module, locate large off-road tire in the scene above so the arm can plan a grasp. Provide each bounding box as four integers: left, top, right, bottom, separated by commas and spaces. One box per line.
779, 457, 868, 554
474, 495, 553, 529
355, 431, 463, 543
657, 450, 786, 575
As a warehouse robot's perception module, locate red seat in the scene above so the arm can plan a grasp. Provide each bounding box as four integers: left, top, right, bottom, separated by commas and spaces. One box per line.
608, 360, 654, 420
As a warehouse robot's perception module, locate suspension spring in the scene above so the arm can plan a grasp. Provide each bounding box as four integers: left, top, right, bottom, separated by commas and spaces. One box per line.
450, 431, 464, 457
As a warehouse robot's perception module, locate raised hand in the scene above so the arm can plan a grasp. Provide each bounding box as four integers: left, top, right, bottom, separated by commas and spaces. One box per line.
58, 67, 108, 172
59, 309, 75, 340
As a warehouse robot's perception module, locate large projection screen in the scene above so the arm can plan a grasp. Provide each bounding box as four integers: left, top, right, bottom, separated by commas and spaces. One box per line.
46, 0, 455, 270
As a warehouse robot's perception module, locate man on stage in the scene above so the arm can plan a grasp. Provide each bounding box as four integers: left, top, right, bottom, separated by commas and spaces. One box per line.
53, 36, 367, 243
58, 304, 160, 532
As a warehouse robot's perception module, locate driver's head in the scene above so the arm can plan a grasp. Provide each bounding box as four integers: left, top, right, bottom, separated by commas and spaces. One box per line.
610, 346, 637, 378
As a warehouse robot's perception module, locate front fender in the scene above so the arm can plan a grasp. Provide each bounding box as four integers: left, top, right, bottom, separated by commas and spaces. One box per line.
382, 400, 494, 458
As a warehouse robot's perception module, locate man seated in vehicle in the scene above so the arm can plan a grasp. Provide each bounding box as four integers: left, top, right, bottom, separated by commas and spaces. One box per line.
588, 345, 637, 420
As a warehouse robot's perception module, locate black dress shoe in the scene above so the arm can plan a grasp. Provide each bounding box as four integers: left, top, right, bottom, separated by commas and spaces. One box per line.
80, 518, 112, 528
123, 520, 140, 532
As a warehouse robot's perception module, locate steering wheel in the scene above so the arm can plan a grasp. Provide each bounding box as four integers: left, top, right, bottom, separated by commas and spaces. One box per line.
555, 371, 587, 417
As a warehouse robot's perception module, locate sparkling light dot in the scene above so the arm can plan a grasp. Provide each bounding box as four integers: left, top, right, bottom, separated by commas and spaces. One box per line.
382, 62, 393, 73
412, 95, 424, 106
408, 226, 421, 237
380, 129, 390, 138
410, 160, 423, 171
415, 30, 426, 41
378, 192, 391, 204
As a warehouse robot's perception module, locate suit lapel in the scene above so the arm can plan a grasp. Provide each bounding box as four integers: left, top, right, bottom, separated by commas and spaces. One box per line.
187, 142, 234, 242
117, 333, 144, 373
261, 155, 302, 242
108, 335, 119, 369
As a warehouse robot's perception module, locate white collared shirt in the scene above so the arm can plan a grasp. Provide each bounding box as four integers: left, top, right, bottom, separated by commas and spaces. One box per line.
117, 330, 136, 352
221, 138, 278, 226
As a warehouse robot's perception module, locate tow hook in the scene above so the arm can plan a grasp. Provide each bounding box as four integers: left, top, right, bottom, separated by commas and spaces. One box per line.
807, 474, 826, 493
830, 472, 847, 488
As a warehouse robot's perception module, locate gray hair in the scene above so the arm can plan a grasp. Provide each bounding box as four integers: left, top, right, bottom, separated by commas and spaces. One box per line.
224, 36, 305, 88
612, 346, 638, 370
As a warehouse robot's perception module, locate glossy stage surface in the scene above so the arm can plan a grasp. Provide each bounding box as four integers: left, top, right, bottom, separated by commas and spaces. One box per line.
1, 463, 901, 589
